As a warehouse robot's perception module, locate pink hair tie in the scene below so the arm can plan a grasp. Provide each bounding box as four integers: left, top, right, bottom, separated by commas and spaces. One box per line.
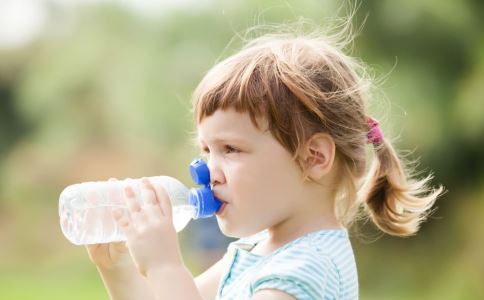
367, 117, 384, 145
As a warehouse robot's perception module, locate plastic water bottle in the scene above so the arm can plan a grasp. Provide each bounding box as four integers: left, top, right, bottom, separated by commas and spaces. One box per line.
59, 159, 222, 245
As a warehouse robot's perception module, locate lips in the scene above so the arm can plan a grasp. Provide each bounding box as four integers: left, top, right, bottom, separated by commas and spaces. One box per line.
213, 191, 228, 204
213, 191, 229, 214
216, 202, 228, 216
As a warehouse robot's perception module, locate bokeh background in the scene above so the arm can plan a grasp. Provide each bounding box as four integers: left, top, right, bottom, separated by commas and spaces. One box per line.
0, 0, 483, 299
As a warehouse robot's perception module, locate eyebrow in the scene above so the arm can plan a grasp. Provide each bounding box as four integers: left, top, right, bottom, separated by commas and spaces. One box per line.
197, 136, 249, 147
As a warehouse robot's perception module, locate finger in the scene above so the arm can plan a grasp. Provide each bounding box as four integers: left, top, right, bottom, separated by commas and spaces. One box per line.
140, 178, 164, 221
123, 186, 146, 225
112, 208, 137, 240
86, 186, 101, 206
140, 178, 159, 206
155, 183, 173, 219
123, 185, 142, 213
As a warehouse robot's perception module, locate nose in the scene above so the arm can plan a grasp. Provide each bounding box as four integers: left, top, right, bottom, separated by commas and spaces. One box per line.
207, 157, 226, 187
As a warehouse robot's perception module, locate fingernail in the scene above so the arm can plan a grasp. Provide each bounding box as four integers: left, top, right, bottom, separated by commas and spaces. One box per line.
112, 208, 122, 218
124, 186, 135, 197
141, 177, 151, 187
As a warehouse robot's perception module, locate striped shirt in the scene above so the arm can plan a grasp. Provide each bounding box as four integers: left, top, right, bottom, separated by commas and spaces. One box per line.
216, 229, 358, 300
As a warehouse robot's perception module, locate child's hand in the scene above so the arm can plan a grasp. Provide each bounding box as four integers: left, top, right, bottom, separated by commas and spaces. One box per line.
85, 178, 132, 270
85, 242, 130, 269
112, 177, 184, 277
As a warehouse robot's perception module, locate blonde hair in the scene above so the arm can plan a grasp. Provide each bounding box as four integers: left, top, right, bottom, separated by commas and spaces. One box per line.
191, 26, 445, 237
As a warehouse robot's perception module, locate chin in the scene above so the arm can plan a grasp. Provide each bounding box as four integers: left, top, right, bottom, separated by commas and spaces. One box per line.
216, 217, 238, 238
216, 217, 261, 239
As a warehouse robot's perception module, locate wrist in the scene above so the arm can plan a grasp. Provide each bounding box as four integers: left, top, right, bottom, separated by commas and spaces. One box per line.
145, 263, 202, 300
146, 261, 188, 280
96, 260, 139, 281
98, 255, 133, 272
143, 247, 185, 278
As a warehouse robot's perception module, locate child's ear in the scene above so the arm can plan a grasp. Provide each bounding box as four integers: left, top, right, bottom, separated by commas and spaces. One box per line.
302, 133, 336, 181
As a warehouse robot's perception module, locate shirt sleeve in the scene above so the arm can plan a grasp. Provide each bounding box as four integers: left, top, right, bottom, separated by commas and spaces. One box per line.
251, 249, 339, 300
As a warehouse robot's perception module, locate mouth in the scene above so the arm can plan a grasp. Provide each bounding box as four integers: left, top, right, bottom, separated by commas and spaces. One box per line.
213, 192, 228, 215
216, 202, 228, 216
213, 191, 228, 203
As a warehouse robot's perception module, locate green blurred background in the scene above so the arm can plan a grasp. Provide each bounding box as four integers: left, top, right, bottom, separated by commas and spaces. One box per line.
0, 0, 483, 299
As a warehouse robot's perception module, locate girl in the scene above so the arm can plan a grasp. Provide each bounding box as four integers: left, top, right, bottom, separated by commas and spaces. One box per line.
86, 29, 445, 300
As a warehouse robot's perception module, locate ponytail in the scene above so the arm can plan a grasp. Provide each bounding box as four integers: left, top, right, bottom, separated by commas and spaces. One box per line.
360, 139, 445, 236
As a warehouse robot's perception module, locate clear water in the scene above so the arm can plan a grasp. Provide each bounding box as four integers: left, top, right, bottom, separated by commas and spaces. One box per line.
59, 177, 195, 245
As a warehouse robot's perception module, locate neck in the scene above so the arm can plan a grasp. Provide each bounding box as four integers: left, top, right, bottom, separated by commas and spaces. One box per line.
252, 186, 343, 256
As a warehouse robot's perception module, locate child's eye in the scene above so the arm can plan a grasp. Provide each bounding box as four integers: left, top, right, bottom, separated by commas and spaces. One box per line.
224, 145, 240, 154
200, 147, 210, 158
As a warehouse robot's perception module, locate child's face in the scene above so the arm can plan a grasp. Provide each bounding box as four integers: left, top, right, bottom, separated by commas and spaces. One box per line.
197, 108, 306, 238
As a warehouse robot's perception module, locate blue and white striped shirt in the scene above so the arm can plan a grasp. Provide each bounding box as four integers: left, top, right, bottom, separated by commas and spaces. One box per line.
216, 229, 358, 300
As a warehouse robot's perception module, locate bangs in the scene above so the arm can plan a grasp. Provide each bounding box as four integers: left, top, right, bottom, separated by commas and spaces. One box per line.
192, 48, 279, 130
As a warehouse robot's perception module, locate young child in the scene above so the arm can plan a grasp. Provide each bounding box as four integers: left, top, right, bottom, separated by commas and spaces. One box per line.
86, 29, 444, 300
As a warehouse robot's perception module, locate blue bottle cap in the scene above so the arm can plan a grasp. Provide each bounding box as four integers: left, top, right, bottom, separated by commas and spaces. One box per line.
188, 158, 222, 219
190, 159, 210, 185
188, 187, 222, 219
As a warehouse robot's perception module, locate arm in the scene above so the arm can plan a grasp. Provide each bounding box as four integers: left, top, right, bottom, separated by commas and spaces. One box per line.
86, 243, 155, 300
195, 258, 226, 300
144, 256, 226, 300
112, 179, 226, 300
146, 264, 203, 300
84, 178, 154, 300
96, 260, 155, 300
90, 244, 225, 300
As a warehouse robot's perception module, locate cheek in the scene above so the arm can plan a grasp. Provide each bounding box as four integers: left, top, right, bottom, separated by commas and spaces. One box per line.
230, 158, 299, 205
223, 162, 265, 207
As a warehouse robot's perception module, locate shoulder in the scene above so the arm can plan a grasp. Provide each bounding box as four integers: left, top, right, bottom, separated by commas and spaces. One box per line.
251, 232, 347, 300
254, 243, 339, 286
258, 229, 351, 276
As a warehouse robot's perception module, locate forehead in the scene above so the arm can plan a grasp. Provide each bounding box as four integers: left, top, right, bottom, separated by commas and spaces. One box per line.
197, 109, 269, 145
